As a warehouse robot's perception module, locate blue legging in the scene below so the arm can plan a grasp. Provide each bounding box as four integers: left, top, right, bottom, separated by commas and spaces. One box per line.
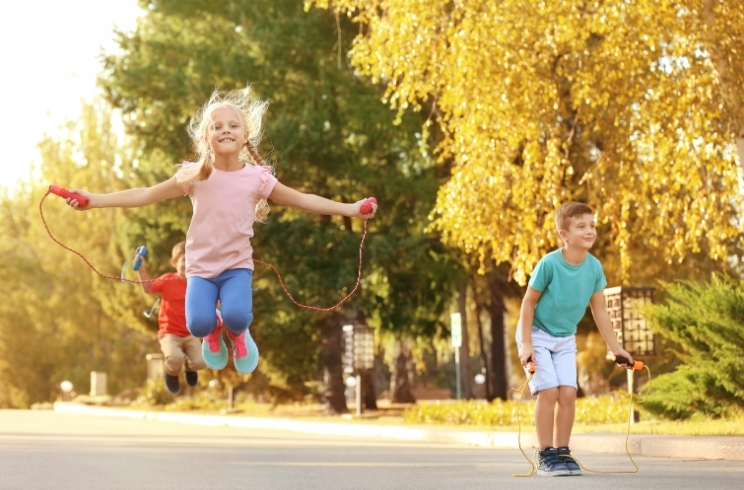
186, 269, 253, 338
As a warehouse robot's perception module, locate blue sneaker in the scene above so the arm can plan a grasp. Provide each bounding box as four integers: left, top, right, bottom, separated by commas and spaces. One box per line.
226, 328, 259, 374
536, 447, 571, 477
556, 446, 582, 476
201, 316, 228, 370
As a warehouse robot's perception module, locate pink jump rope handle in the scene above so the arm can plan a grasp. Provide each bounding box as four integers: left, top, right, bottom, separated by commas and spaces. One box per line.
360, 197, 377, 215
49, 185, 89, 207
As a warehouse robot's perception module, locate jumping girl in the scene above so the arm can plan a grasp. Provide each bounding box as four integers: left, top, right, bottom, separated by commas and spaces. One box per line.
63, 87, 378, 375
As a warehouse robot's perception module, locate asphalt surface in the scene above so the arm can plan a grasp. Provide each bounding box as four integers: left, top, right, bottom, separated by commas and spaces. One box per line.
1, 410, 743, 489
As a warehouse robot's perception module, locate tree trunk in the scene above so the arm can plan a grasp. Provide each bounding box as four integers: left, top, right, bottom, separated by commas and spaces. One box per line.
456, 285, 473, 399
486, 284, 508, 401
700, 0, 744, 175
475, 305, 492, 400
701, 1, 743, 130
321, 314, 347, 414
390, 340, 416, 403
361, 369, 377, 409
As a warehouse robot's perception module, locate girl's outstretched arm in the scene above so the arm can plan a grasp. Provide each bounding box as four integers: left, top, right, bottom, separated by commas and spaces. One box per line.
268, 183, 377, 219
66, 176, 183, 210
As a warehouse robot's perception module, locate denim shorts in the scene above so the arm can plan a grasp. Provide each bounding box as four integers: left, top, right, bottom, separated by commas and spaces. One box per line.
516, 326, 577, 395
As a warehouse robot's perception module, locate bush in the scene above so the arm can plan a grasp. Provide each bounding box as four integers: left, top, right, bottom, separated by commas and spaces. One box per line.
641, 275, 744, 419
71, 394, 113, 406
403, 392, 632, 426
131, 379, 174, 407
164, 391, 226, 412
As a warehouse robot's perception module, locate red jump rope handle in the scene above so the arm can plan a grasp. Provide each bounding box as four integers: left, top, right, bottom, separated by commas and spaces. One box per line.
360, 197, 377, 215
49, 185, 89, 207
526, 357, 536, 374
615, 355, 644, 371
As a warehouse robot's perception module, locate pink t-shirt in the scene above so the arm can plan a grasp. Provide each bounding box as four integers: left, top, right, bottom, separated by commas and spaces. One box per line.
176, 162, 278, 278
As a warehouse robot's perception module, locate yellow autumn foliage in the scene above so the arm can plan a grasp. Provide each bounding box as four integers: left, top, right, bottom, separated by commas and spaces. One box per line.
309, 0, 744, 282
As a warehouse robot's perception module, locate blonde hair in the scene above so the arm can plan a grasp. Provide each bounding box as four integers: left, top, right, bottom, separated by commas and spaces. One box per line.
180, 86, 273, 222
171, 241, 186, 261
555, 201, 594, 231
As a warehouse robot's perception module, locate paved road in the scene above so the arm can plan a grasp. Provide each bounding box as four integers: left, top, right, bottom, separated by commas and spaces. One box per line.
1, 410, 742, 489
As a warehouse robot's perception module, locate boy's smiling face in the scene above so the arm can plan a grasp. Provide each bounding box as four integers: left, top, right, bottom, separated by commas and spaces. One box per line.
559, 213, 597, 250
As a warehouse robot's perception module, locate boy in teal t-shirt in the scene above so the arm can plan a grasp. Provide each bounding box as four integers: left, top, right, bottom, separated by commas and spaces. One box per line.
516, 201, 634, 477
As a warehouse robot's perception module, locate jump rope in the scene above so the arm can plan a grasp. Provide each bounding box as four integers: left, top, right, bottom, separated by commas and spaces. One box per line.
512, 355, 652, 477
43, 185, 376, 312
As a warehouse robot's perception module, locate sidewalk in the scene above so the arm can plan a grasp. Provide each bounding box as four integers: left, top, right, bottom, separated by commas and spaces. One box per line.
53, 402, 744, 462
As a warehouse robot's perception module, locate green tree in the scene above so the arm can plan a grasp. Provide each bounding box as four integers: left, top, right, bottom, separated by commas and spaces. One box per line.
0, 101, 158, 407
641, 275, 744, 419
100, 0, 461, 412
311, 0, 744, 401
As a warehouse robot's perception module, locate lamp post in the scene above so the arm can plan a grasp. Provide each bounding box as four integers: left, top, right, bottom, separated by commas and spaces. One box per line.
342, 324, 375, 415
603, 286, 655, 423
450, 313, 462, 400
60, 381, 73, 402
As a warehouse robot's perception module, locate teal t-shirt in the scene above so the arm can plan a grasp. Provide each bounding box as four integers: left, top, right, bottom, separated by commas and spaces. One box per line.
528, 249, 607, 337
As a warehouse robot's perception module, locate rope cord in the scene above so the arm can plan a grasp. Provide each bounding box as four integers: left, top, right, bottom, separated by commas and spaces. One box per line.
512, 372, 537, 477
567, 364, 652, 475
512, 364, 651, 477
120, 249, 138, 281
40, 189, 370, 311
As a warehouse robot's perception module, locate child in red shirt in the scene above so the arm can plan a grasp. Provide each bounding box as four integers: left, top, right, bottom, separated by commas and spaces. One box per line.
137, 241, 206, 393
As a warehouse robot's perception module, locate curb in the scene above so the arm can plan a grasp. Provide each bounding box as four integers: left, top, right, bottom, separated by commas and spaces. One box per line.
53, 402, 744, 462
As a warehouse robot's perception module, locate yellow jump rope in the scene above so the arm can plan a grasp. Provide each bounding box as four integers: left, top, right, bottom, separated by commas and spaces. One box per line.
512, 356, 651, 477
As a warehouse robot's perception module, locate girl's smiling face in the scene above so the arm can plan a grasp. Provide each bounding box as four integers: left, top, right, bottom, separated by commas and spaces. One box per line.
208, 106, 248, 156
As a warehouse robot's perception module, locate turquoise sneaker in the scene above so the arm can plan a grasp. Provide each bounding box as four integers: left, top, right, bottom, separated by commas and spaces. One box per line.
226, 329, 259, 374
201, 314, 228, 370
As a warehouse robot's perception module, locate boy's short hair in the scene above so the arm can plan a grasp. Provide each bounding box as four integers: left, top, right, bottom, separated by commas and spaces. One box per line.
171, 241, 186, 260
555, 202, 594, 231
